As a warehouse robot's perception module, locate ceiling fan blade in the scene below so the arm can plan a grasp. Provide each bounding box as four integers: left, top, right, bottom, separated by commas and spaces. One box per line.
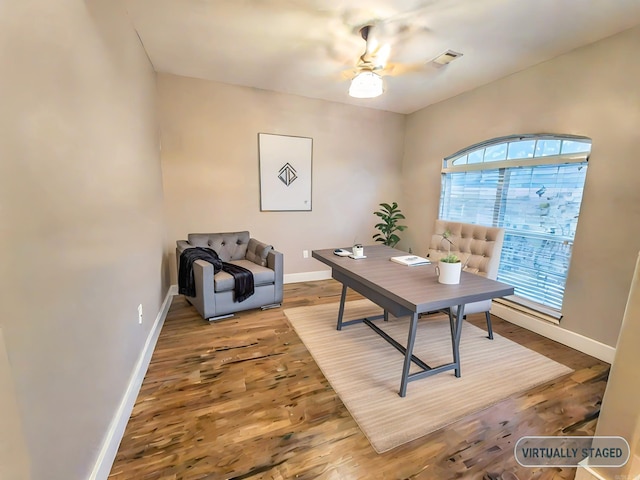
339, 10, 440, 85
374, 43, 391, 68
356, 24, 392, 70
379, 61, 430, 77
340, 67, 360, 80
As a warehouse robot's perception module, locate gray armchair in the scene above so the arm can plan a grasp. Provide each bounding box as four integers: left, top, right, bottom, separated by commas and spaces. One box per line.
176, 231, 283, 320
427, 220, 505, 339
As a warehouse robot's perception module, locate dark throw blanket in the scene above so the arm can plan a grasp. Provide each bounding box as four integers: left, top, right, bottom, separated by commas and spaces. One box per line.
178, 247, 254, 302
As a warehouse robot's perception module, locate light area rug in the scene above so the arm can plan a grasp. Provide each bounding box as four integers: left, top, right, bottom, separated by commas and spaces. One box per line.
283, 299, 573, 453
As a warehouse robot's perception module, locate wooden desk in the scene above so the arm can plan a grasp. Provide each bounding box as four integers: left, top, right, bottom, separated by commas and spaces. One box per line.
312, 245, 514, 397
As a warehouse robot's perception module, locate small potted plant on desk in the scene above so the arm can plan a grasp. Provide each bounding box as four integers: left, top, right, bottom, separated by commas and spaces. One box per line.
435, 229, 462, 284
436, 253, 462, 284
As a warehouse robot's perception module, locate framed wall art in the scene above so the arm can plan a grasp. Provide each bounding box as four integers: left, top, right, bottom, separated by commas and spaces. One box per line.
258, 133, 313, 211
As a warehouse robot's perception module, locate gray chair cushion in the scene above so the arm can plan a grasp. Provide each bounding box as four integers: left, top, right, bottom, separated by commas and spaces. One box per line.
246, 238, 273, 267
213, 260, 275, 292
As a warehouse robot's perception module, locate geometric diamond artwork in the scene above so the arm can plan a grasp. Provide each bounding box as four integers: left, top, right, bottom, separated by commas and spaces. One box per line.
278, 162, 298, 186
259, 132, 312, 211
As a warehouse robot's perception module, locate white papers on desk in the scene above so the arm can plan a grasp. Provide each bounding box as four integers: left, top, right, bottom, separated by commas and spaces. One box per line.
390, 255, 430, 266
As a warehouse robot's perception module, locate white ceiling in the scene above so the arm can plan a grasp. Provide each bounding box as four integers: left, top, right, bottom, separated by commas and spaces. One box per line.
125, 0, 640, 114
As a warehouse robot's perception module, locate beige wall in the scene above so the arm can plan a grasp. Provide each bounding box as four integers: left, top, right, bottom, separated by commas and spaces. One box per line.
0, 0, 167, 478
590, 252, 640, 479
158, 74, 406, 282
403, 26, 640, 347
0, 2, 637, 476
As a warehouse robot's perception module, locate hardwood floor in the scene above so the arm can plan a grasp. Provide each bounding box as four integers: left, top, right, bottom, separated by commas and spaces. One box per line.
109, 280, 608, 480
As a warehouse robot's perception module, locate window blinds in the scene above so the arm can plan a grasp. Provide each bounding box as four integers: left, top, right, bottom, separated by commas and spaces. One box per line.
439, 162, 588, 312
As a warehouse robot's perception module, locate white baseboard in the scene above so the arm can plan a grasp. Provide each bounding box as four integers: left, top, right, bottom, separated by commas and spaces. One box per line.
284, 270, 331, 284
576, 453, 640, 479
170, 273, 614, 363
279, 274, 615, 363
89, 286, 176, 480
574, 467, 606, 480
576, 458, 609, 480
491, 303, 616, 364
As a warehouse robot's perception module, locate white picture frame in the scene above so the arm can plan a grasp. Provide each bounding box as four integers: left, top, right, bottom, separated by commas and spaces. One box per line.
258, 133, 313, 211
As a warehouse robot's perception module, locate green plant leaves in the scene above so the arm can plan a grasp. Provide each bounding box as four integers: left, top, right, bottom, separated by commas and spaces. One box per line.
372, 202, 407, 247
441, 253, 460, 263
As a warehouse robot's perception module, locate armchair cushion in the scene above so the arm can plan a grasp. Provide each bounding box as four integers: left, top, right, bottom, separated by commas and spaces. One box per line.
246, 238, 273, 267
214, 260, 275, 292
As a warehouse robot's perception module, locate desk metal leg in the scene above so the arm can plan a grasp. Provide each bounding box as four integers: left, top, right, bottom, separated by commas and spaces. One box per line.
447, 307, 456, 358
452, 304, 465, 377
399, 312, 419, 397
336, 284, 348, 330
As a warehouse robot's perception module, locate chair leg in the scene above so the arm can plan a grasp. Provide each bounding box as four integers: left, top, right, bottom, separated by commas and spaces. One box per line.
485, 310, 494, 340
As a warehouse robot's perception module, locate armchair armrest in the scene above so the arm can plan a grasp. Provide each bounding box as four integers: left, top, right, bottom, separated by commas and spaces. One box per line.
191, 259, 216, 317
175, 242, 217, 318
176, 241, 192, 272
267, 249, 284, 304
176, 240, 192, 255
175, 242, 192, 287
244, 237, 283, 303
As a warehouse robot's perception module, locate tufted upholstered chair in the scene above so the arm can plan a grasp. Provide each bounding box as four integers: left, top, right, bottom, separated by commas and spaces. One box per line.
427, 220, 505, 339
176, 231, 283, 320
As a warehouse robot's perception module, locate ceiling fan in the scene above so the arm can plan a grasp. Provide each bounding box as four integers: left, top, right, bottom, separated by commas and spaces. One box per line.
345, 22, 462, 98
346, 24, 392, 98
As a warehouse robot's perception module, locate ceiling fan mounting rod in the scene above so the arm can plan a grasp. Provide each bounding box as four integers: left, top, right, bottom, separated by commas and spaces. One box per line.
360, 25, 371, 41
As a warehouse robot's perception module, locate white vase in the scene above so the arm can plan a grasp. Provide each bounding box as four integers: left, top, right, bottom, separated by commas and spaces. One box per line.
436, 260, 462, 285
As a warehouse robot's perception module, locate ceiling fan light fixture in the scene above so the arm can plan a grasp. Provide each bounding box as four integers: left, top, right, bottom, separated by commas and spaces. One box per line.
349, 71, 384, 98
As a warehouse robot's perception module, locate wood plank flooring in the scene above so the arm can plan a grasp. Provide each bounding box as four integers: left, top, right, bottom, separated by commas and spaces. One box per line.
109, 280, 609, 480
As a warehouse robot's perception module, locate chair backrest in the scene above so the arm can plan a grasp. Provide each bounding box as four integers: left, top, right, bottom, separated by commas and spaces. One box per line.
427, 220, 505, 280
187, 231, 250, 261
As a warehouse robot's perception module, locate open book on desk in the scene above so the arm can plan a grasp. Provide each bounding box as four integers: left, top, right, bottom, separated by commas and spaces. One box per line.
390, 255, 430, 266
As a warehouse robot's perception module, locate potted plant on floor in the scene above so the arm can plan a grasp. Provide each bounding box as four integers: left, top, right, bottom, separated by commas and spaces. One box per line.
372, 202, 407, 248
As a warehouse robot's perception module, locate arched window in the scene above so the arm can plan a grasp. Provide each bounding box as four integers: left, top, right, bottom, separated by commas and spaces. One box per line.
440, 134, 591, 319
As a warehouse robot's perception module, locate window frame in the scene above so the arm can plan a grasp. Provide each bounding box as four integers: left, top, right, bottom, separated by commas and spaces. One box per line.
439, 134, 591, 319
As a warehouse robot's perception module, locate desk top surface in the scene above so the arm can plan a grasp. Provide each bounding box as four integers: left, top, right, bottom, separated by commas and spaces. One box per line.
312, 245, 514, 314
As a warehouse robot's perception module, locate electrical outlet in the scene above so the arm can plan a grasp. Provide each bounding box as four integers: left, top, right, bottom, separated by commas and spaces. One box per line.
138, 304, 143, 324
303, 250, 309, 258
